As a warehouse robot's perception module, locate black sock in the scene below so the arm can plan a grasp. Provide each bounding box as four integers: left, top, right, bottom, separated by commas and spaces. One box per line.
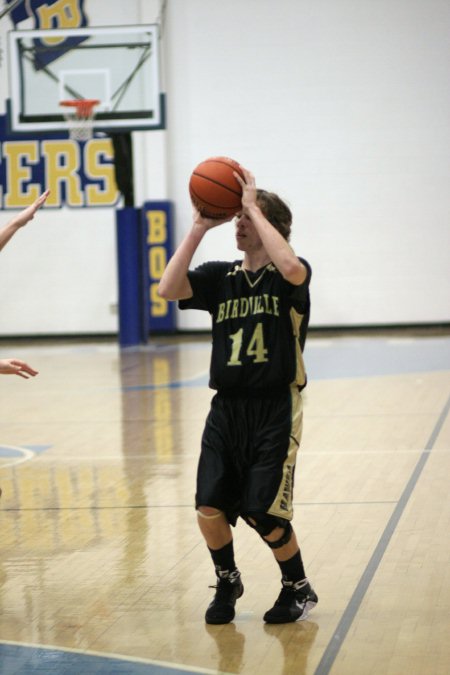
208, 540, 239, 580
277, 550, 306, 585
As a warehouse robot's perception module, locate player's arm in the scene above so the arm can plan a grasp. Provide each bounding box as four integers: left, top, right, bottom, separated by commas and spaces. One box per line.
236, 170, 307, 285
158, 208, 232, 301
0, 190, 50, 252
248, 204, 307, 285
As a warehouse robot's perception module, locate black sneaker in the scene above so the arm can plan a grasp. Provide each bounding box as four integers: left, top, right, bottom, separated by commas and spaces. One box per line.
263, 579, 318, 624
205, 573, 244, 624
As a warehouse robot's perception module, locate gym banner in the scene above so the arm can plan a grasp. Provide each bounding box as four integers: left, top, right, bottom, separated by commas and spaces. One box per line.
0, 114, 120, 208
7, 0, 89, 69
141, 201, 175, 333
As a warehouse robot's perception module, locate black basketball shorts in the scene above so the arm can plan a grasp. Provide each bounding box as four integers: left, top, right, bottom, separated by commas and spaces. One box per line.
195, 385, 303, 525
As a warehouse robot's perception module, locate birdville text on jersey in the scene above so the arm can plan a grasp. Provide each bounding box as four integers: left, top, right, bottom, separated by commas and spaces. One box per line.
216, 295, 280, 323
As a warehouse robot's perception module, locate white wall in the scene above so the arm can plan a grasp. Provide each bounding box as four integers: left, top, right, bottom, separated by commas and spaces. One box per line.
0, 0, 449, 335
164, 0, 450, 330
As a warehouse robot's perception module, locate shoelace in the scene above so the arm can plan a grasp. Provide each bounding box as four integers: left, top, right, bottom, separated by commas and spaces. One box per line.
208, 578, 239, 601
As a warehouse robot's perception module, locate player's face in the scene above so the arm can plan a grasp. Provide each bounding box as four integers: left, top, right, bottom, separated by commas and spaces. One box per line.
234, 213, 264, 252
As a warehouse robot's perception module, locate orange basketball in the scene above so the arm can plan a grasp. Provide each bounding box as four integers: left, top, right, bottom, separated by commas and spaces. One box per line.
189, 156, 244, 219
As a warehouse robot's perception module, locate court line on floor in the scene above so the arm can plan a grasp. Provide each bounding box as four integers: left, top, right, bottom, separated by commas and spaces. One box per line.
0, 640, 230, 675
1, 500, 398, 512
313, 392, 450, 675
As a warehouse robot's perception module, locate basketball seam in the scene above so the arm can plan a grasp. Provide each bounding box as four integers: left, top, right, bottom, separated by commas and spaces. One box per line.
192, 171, 242, 198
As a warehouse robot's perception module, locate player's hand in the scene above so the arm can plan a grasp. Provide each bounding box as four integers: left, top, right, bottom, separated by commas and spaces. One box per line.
234, 167, 257, 213
0, 359, 39, 379
192, 204, 234, 230
13, 190, 50, 228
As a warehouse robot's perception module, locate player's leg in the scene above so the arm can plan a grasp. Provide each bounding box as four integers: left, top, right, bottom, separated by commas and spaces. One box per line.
197, 505, 243, 624
258, 517, 318, 623
197, 505, 231, 549
243, 387, 318, 623
196, 396, 244, 624
244, 512, 317, 622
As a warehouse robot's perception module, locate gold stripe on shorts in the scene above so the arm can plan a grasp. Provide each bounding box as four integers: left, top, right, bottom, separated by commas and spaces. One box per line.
268, 386, 303, 521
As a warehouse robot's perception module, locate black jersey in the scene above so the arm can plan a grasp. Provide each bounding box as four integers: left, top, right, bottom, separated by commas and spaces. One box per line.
179, 258, 311, 392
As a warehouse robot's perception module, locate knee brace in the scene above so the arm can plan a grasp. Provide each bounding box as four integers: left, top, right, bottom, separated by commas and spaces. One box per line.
243, 513, 293, 549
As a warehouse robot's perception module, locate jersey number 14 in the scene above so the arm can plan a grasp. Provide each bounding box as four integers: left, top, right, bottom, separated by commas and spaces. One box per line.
227, 322, 269, 366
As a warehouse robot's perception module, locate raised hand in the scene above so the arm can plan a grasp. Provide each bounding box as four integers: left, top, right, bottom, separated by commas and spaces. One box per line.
192, 204, 235, 230
0, 190, 50, 252
234, 167, 257, 213
12, 189, 50, 229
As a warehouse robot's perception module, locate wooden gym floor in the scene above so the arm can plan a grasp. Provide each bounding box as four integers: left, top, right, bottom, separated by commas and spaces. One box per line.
0, 329, 449, 675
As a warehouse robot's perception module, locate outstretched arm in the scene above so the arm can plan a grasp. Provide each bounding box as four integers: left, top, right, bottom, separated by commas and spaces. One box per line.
0, 359, 38, 379
158, 207, 232, 301
0, 190, 50, 252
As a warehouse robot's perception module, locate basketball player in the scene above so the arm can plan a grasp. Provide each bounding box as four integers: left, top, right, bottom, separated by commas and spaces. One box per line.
158, 168, 317, 624
0, 189, 49, 378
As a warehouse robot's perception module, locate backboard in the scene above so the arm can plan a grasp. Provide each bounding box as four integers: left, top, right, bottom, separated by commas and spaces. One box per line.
7, 24, 164, 134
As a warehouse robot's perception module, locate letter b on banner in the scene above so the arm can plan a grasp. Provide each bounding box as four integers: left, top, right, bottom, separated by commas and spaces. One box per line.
142, 201, 175, 332
116, 202, 175, 347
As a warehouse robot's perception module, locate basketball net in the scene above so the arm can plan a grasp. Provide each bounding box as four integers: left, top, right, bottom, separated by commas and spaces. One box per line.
59, 99, 100, 142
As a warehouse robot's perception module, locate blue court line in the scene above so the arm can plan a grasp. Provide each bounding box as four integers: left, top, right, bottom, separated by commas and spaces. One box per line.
120, 337, 450, 391
313, 392, 450, 675
0, 642, 224, 675
122, 373, 209, 392
0, 445, 51, 457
